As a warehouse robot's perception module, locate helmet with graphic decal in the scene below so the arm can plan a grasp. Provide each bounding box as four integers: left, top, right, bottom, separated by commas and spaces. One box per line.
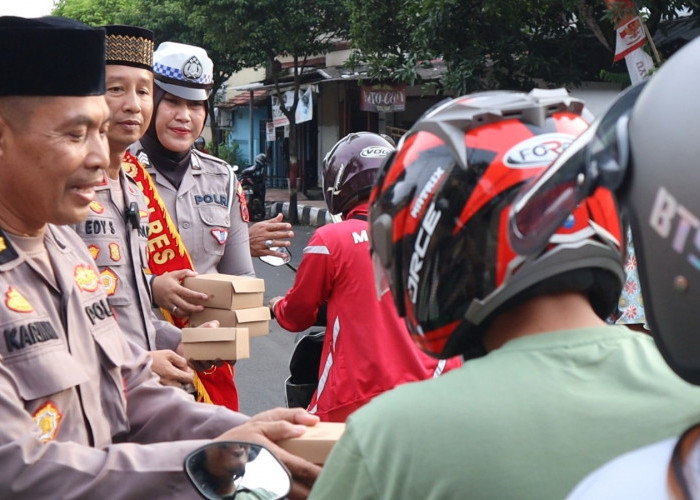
506, 37, 700, 384
322, 132, 394, 216
369, 89, 625, 359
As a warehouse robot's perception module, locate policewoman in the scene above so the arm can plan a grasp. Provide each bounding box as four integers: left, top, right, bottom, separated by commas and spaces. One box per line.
0, 16, 319, 498
130, 42, 254, 278
70, 25, 192, 387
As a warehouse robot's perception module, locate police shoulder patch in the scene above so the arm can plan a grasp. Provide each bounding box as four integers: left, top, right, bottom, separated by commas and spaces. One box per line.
0, 229, 19, 265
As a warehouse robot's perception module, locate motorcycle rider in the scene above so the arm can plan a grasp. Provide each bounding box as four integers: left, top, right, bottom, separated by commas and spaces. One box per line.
193, 136, 209, 153
269, 132, 461, 422
239, 153, 267, 221
309, 91, 700, 499
499, 37, 700, 499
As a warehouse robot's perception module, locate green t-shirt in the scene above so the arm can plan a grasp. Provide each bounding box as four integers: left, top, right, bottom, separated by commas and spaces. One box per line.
310, 326, 700, 499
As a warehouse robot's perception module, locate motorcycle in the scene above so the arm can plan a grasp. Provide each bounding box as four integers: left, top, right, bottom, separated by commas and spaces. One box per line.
239, 153, 267, 222
185, 441, 291, 499
260, 248, 325, 410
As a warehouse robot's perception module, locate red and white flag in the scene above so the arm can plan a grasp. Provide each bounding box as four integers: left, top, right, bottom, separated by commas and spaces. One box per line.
613, 16, 646, 61
605, 0, 655, 83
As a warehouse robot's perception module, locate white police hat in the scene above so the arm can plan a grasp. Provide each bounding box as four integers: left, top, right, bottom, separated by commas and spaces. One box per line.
153, 41, 213, 101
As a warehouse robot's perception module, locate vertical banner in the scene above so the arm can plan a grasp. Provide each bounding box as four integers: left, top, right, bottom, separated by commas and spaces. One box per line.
271, 88, 314, 128
266, 121, 276, 142
604, 0, 655, 82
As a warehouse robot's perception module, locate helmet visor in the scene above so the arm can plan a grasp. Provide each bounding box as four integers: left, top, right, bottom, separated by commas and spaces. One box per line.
508, 82, 645, 256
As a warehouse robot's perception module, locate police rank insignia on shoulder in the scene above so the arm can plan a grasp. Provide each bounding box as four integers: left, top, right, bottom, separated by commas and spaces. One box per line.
33, 401, 62, 443
0, 229, 19, 265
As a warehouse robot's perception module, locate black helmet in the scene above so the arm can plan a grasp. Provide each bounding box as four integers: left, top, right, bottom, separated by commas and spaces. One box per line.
322, 132, 394, 215
194, 136, 206, 150
508, 38, 700, 383
369, 89, 624, 359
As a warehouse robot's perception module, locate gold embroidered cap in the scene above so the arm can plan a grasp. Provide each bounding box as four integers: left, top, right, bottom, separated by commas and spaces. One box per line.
104, 25, 154, 71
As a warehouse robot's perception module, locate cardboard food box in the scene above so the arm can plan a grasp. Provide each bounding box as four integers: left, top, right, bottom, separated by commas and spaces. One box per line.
181, 327, 250, 361
190, 306, 271, 337
182, 274, 265, 310
278, 422, 346, 465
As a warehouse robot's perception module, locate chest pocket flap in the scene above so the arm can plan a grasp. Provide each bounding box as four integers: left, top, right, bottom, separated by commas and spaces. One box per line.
196, 204, 230, 229
5, 345, 90, 401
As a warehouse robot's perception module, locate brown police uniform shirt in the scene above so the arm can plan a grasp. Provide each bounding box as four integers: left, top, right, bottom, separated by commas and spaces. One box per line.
130, 142, 255, 277
70, 170, 180, 351
0, 225, 247, 497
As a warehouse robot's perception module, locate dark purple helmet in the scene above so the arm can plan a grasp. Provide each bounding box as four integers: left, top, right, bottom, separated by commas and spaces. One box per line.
322, 132, 394, 215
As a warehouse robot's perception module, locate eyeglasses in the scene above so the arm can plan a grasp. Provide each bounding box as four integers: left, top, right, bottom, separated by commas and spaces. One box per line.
508, 82, 647, 256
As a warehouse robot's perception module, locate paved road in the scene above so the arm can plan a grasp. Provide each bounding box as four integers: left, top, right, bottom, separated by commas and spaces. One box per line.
235, 224, 319, 416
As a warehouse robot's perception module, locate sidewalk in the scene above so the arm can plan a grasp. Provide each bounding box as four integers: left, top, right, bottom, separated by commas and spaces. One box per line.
265, 188, 333, 226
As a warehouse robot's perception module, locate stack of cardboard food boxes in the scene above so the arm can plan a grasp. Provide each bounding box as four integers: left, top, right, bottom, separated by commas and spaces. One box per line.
180, 274, 271, 361
180, 273, 346, 464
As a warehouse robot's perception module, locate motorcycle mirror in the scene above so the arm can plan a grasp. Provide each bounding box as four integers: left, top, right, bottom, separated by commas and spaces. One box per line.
184, 441, 291, 500
259, 247, 296, 271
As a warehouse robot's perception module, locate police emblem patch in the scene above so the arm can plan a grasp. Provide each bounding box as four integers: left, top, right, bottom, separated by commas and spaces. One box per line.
0, 236, 5, 253
211, 229, 228, 245
109, 243, 122, 262
89, 201, 105, 214
74, 264, 99, 292
88, 244, 100, 260
182, 56, 203, 80
33, 401, 62, 443
5, 286, 33, 313
100, 268, 118, 296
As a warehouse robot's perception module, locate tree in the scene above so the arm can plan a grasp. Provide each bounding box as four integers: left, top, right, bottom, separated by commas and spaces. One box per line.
56, 0, 349, 224
53, 0, 245, 158
197, 0, 350, 224
346, 0, 698, 94
53, 0, 138, 25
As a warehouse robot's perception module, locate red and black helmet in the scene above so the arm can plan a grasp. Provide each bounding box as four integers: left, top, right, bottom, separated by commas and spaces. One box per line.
369, 89, 624, 359
322, 132, 394, 215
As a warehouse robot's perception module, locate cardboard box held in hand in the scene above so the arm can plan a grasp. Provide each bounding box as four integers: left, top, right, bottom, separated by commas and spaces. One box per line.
190, 306, 271, 337
182, 274, 264, 310
278, 422, 346, 465
181, 327, 250, 361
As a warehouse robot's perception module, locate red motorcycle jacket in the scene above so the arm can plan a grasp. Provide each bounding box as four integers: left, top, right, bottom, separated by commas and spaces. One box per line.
273, 204, 461, 421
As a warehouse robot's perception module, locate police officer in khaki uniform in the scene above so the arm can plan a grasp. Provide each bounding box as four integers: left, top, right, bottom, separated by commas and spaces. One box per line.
0, 16, 319, 497
71, 25, 191, 386
130, 42, 254, 279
